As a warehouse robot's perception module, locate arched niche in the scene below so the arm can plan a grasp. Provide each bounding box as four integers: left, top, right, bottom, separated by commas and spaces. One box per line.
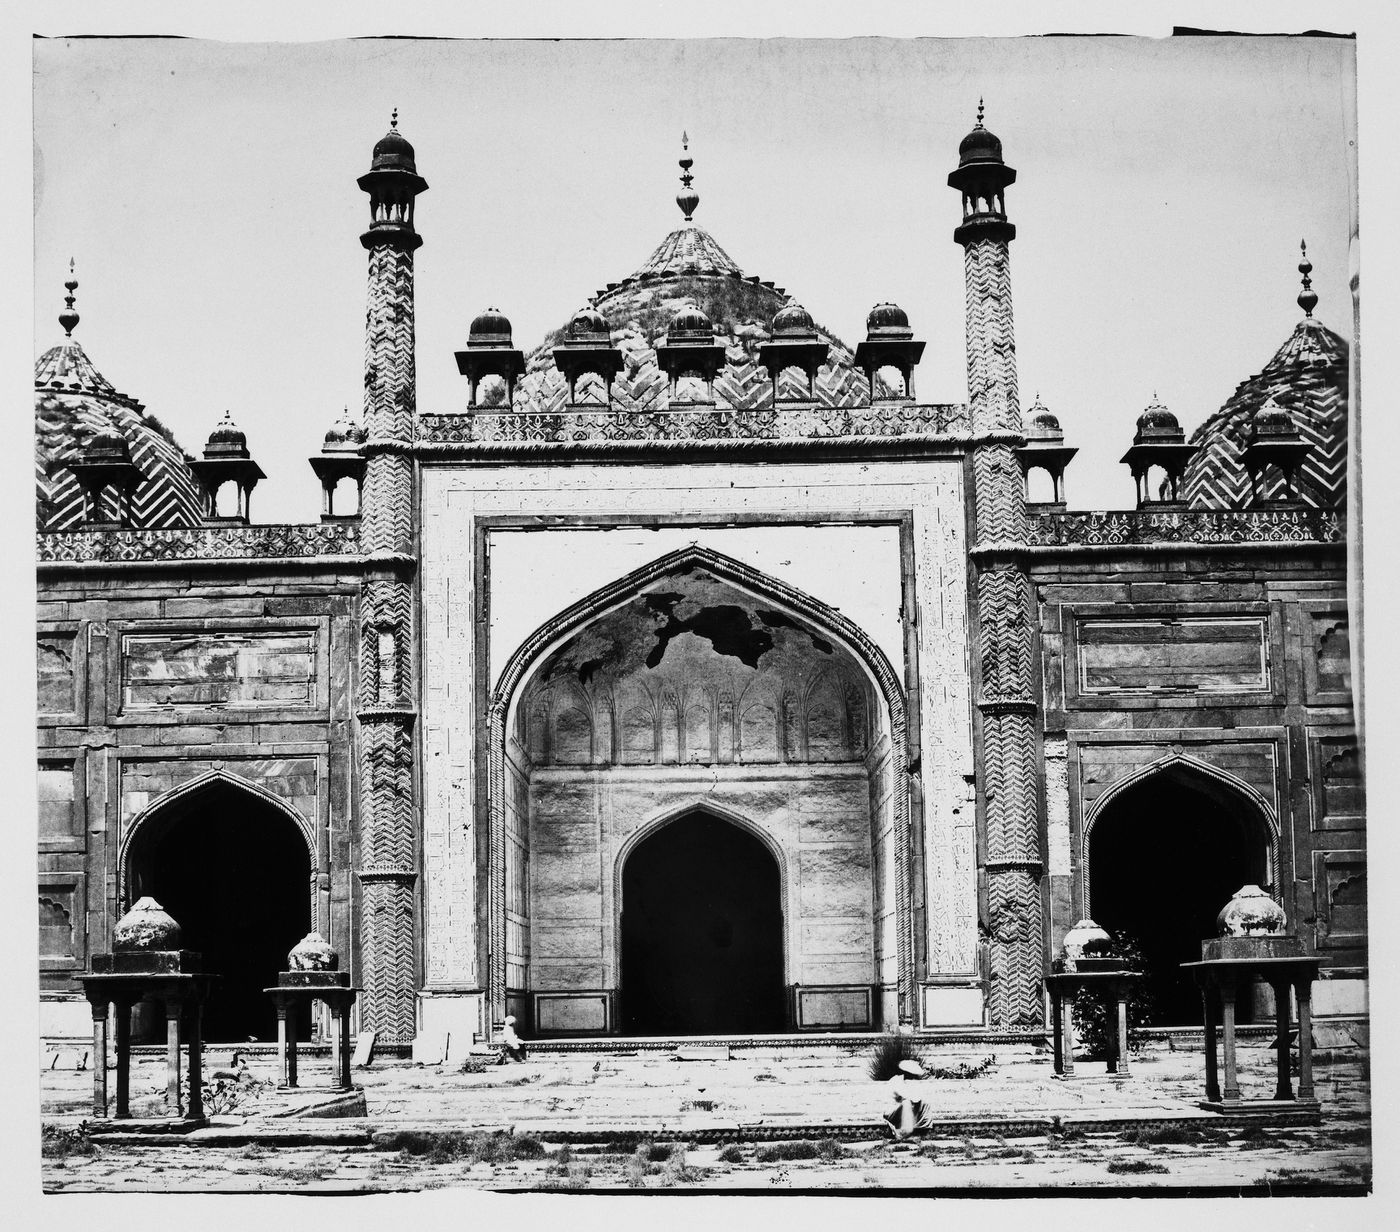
1083, 755, 1278, 1025
488, 545, 914, 1035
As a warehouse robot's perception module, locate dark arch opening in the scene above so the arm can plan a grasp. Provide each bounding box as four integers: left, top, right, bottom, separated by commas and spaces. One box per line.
1088, 768, 1270, 1025
126, 783, 312, 1042
620, 812, 784, 1036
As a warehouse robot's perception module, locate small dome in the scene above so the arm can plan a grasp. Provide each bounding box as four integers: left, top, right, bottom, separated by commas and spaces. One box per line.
288, 931, 339, 972
1252, 396, 1298, 439
958, 116, 1005, 168
469, 307, 513, 347
371, 116, 417, 174
866, 302, 913, 340
1216, 885, 1288, 938
205, 409, 249, 457
771, 301, 816, 338
323, 411, 366, 452
1024, 395, 1063, 439
668, 305, 714, 341
566, 305, 610, 343
1136, 397, 1182, 439
113, 897, 182, 952
84, 429, 130, 463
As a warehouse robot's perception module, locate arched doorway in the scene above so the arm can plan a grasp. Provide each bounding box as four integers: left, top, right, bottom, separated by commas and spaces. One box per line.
1087, 763, 1272, 1025
620, 811, 785, 1035
125, 778, 313, 1042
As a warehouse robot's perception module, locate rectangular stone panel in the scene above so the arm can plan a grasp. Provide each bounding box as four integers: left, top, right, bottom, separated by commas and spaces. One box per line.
1313, 734, 1364, 830
37, 763, 78, 842
800, 920, 872, 955
535, 993, 609, 1034
795, 986, 872, 1029
533, 924, 603, 960
120, 630, 317, 710
1312, 850, 1366, 947
1076, 617, 1268, 694
37, 633, 76, 715
798, 847, 871, 916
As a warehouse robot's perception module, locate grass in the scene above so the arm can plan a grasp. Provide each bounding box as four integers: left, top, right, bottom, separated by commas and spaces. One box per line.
868, 1034, 923, 1081
755, 1139, 844, 1163
925, 1055, 996, 1080
1119, 1123, 1229, 1147
372, 1129, 546, 1165
1107, 1158, 1171, 1175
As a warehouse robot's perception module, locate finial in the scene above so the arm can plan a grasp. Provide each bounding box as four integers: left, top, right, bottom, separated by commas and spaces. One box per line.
976, 97, 985, 127
59, 258, 80, 338
676, 131, 699, 222
390, 108, 398, 130
1297, 238, 1318, 318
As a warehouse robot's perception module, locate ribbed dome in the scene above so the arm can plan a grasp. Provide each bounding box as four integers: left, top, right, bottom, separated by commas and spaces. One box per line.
469, 307, 513, 346
772, 301, 816, 338
1024, 397, 1063, 439
667, 305, 714, 341
371, 124, 417, 174
566, 306, 610, 343
323, 411, 366, 452
1136, 399, 1181, 438
866, 302, 913, 340
958, 122, 1004, 168
1253, 396, 1298, 439
206, 409, 247, 452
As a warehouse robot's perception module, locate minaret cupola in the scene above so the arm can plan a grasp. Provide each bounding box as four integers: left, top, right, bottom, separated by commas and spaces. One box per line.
947, 100, 1017, 246
357, 110, 429, 251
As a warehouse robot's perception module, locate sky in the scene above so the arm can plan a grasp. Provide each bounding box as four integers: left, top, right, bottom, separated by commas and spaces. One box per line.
30, 32, 1358, 520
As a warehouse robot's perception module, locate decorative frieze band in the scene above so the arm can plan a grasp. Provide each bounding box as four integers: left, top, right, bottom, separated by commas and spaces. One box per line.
36, 522, 361, 563
1025, 508, 1345, 547
418, 402, 969, 444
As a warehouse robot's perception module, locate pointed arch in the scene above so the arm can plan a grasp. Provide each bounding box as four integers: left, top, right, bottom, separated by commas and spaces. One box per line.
119, 768, 318, 910
486, 544, 913, 1028
1082, 750, 1280, 912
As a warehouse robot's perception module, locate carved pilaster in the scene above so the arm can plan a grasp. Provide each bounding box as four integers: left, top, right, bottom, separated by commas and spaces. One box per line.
961, 216, 1045, 1029
354, 130, 424, 1046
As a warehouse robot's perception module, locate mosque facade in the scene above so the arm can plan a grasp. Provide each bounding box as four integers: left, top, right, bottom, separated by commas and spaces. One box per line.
36, 114, 1364, 1048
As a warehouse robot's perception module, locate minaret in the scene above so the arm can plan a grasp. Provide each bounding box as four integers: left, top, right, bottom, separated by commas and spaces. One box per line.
354, 111, 428, 1045
949, 104, 1044, 1028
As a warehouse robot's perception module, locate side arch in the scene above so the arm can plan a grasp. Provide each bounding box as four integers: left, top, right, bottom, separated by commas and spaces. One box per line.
119, 768, 319, 914
486, 543, 913, 1029
1081, 751, 1281, 910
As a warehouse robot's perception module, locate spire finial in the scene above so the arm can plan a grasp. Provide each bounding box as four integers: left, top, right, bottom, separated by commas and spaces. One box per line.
59, 257, 79, 338
1297, 238, 1318, 318
390, 108, 398, 130
676, 131, 699, 222
976, 97, 985, 127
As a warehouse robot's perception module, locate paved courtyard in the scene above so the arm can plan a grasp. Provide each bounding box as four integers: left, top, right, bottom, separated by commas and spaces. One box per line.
38, 1037, 1371, 1194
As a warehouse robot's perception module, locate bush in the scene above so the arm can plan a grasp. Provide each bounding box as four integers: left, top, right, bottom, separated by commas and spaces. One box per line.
717, 1144, 745, 1163
1120, 1123, 1227, 1147
867, 1033, 923, 1081
925, 1054, 996, 1080
41, 1123, 94, 1159
1071, 930, 1154, 1059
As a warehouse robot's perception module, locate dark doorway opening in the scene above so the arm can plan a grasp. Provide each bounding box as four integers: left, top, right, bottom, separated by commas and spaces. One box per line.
1088, 768, 1270, 1025
126, 783, 312, 1042
621, 812, 784, 1035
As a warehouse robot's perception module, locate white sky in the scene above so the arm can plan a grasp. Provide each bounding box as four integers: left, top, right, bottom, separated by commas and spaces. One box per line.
30, 33, 1357, 520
